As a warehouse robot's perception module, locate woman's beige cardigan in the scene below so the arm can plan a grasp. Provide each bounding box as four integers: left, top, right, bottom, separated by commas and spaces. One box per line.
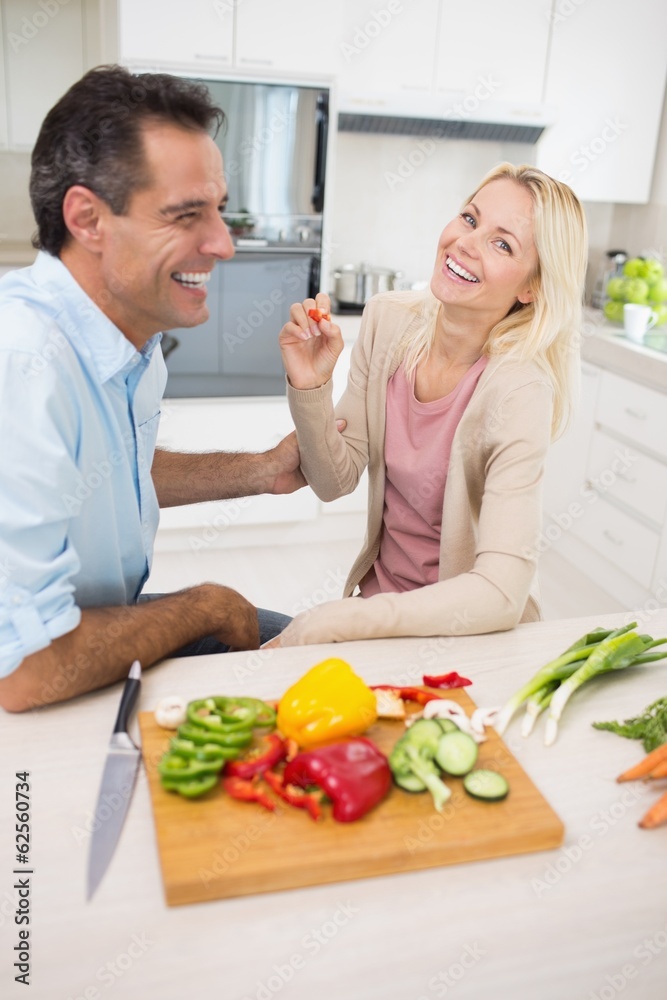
280, 290, 554, 645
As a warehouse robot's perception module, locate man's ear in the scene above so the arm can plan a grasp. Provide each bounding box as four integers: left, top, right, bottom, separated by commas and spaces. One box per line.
61, 185, 107, 252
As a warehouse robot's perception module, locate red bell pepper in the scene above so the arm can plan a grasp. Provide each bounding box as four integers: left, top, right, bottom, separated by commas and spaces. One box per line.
422, 672, 472, 690
371, 685, 445, 706
283, 738, 391, 823
224, 733, 286, 779
263, 770, 322, 822
222, 776, 276, 812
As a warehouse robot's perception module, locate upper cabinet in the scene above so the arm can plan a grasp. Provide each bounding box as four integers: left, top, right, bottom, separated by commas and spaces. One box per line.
119, 0, 233, 73
535, 0, 667, 204
436, 0, 552, 106
0, 0, 114, 151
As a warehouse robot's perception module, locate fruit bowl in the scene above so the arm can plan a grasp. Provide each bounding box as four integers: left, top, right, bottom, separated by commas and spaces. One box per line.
603, 256, 667, 328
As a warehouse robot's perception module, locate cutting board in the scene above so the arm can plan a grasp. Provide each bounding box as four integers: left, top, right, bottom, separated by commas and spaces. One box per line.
139, 689, 564, 906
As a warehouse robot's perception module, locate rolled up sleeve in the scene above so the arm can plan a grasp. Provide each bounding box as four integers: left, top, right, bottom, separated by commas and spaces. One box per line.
0, 348, 82, 677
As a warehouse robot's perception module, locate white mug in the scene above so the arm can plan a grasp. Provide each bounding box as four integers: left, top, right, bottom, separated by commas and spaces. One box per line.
624, 303, 658, 343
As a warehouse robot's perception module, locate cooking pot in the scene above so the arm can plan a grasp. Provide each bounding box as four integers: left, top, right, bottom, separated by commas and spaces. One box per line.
333, 263, 402, 306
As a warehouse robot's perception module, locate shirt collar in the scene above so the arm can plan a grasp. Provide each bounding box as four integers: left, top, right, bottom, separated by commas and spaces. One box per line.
32, 251, 162, 383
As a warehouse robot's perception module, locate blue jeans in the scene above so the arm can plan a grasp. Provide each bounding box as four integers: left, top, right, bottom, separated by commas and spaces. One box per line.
138, 595, 291, 656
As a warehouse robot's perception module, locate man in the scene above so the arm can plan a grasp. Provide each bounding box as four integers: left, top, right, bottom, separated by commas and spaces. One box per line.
0, 66, 302, 712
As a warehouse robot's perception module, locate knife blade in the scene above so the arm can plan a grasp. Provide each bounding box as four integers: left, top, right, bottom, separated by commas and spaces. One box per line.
86, 660, 142, 901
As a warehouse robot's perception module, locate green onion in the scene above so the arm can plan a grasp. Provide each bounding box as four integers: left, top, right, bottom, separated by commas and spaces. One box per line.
520, 681, 559, 738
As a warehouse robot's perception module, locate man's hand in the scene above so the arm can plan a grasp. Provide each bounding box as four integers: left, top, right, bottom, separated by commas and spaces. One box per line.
279, 293, 344, 391
264, 431, 306, 495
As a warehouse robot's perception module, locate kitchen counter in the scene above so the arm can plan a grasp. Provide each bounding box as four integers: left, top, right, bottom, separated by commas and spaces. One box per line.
582, 309, 667, 392
0, 241, 36, 268
1, 611, 666, 999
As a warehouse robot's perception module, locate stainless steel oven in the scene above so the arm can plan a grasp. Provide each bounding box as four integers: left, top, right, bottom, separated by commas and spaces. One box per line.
163, 78, 329, 398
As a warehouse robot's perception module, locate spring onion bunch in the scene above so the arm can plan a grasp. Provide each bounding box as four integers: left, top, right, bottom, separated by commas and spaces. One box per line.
495, 624, 667, 746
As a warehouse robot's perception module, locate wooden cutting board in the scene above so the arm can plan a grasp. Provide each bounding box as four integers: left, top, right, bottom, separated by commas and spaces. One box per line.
139, 689, 564, 906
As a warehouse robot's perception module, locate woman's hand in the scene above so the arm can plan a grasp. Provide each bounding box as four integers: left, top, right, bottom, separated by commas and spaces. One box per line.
279, 294, 344, 390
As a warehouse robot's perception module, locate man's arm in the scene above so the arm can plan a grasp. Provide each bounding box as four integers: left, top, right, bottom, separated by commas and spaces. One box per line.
152, 431, 305, 508
0, 583, 258, 713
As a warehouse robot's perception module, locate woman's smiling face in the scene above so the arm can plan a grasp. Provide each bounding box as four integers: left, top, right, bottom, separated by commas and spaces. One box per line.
430, 177, 539, 323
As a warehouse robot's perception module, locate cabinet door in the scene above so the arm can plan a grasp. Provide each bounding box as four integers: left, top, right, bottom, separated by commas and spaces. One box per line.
542, 362, 600, 524
118, 0, 233, 72
235, 0, 438, 93
4, 0, 84, 149
536, 0, 667, 204
0, 3, 7, 149
435, 0, 551, 105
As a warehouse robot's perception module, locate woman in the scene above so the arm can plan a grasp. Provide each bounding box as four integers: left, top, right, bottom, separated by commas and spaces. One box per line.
274, 163, 587, 646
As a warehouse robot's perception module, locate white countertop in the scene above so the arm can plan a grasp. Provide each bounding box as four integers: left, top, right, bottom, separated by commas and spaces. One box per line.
582, 309, 667, 391
2, 610, 667, 999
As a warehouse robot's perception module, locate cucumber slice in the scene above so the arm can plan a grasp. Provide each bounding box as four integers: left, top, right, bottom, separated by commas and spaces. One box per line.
404, 719, 443, 753
434, 730, 478, 776
463, 769, 509, 802
393, 771, 426, 793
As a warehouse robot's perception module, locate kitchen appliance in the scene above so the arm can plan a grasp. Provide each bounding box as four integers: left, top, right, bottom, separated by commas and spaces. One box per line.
164, 78, 330, 397
333, 262, 403, 313
86, 661, 142, 901
138, 685, 563, 906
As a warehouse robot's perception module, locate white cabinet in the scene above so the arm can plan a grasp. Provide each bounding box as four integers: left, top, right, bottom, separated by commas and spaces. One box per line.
544, 361, 667, 600
435, 0, 551, 106
118, 0, 233, 72
236, 0, 438, 93
0, 3, 7, 149
2, 0, 85, 149
156, 397, 319, 530
536, 0, 667, 204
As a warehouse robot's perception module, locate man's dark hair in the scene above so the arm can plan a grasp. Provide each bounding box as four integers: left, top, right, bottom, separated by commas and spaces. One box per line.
30, 65, 225, 255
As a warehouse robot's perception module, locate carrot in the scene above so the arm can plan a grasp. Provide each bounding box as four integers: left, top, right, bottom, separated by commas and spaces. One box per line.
638, 789, 667, 829
646, 759, 667, 780
616, 742, 667, 782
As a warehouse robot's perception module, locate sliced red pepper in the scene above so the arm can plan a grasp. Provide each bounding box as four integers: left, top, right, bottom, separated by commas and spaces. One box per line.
422, 672, 472, 689
283, 738, 391, 823
307, 308, 330, 323
371, 685, 445, 706
224, 733, 286, 779
263, 769, 322, 821
222, 775, 276, 812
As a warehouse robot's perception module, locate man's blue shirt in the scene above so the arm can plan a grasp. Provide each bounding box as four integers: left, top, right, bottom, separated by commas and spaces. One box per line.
0, 251, 167, 677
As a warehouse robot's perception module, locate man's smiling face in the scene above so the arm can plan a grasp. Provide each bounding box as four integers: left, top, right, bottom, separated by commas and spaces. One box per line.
95, 122, 234, 344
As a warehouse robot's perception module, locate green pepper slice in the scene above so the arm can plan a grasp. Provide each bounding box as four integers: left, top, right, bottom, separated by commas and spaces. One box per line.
186, 697, 256, 732
169, 738, 239, 762
177, 723, 252, 749
161, 774, 219, 798
232, 697, 277, 729
158, 753, 223, 782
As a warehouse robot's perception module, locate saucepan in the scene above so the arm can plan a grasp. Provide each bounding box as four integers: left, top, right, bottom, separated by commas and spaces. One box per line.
333, 263, 403, 307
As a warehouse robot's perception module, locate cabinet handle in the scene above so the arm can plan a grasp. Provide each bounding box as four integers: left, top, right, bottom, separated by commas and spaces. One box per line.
602, 529, 623, 546
624, 407, 647, 420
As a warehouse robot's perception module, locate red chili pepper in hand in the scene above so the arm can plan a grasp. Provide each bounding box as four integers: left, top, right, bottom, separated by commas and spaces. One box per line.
224, 733, 286, 779
371, 685, 445, 706
222, 776, 276, 812
422, 672, 472, 689
263, 770, 322, 821
308, 308, 330, 323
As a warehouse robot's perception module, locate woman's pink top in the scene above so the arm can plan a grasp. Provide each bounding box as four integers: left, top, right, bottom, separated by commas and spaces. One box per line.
361, 355, 488, 597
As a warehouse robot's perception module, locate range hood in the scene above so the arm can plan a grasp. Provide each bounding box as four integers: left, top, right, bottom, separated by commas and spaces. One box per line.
337, 91, 554, 145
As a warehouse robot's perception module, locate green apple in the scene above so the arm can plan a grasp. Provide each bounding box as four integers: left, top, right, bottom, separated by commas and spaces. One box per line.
623, 277, 650, 304
641, 258, 664, 283
623, 257, 646, 278
603, 300, 624, 323
647, 277, 667, 304
605, 276, 626, 301
654, 304, 667, 327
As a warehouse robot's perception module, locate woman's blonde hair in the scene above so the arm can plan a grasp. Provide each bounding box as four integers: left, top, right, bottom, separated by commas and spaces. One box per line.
403, 162, 588, 438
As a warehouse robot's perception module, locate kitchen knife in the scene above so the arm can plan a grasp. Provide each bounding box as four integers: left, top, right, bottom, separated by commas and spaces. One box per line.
86, 660, 142, 901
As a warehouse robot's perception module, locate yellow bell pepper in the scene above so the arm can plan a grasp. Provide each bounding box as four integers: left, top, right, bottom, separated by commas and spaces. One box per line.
277, 658, 378, 748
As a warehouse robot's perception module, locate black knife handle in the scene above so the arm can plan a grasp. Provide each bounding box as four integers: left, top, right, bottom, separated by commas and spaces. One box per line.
112, 662, 142, 735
